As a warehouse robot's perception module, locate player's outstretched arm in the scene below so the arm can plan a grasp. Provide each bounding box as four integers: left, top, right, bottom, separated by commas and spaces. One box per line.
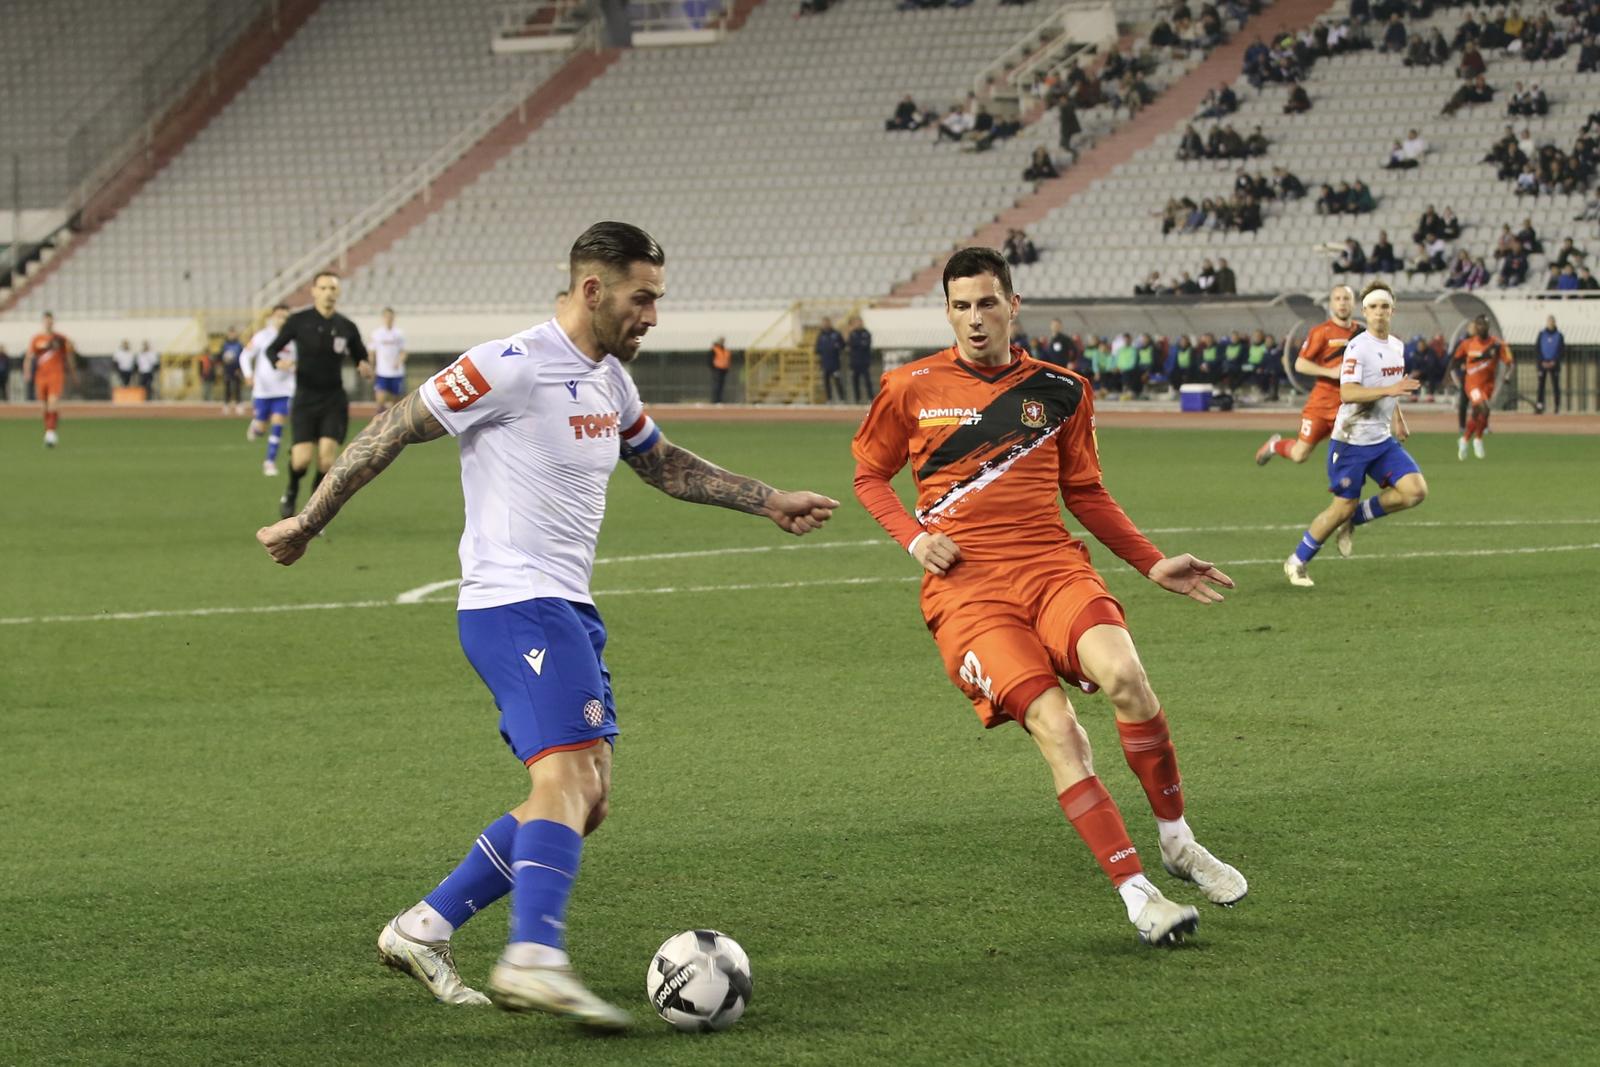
256, 390, 445, 565
624, 437, 837, 535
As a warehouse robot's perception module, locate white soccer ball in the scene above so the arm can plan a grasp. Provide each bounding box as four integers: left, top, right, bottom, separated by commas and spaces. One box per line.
646, 929, 752, 1032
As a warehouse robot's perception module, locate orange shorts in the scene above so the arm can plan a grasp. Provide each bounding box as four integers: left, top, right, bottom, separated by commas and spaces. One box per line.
1296, 413, 1335, 447
35, 371, 65, 404
922, 547, 1126, 730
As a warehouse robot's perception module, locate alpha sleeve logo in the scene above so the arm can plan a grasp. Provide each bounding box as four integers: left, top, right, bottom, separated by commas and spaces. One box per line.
434, 355, 492, 411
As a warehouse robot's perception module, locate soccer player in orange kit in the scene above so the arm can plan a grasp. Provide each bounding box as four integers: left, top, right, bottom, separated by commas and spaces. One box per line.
852, 248, 1246, 947
1255, 284, 1359, 467
1450, 316, 1512, 459
24, 311, 77, 448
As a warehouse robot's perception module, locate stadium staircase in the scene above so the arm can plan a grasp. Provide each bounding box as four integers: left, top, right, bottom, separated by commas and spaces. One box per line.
884, 0, 1340, 303
0, 0, 324, 315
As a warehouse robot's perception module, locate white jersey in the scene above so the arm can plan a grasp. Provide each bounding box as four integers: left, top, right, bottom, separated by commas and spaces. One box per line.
419, 319, 661, 610
111, 345, 135, 372
1332, 330, 1406, 446
371, 325, 406, 377
243, 327, 296, 398
135, 347, 159, 373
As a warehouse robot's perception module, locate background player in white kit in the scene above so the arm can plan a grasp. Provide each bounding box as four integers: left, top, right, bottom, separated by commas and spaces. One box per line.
254, 222, 838, 1029
242, 304, 295, 476
1283, 280, 1428, 587
369, 307, 407, 412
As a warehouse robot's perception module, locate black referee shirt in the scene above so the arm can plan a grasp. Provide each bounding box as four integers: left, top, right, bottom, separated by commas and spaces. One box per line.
265, 308, 369, 394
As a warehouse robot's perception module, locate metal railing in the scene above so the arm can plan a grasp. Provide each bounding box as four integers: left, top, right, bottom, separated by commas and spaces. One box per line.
972, 2, 1119, 100
250, 26, 601, 310
497, 0, 587, 37
63, 0, 274, 217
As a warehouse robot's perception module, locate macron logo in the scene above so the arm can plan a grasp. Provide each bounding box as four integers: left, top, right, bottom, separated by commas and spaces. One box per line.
523, 648, 546, 675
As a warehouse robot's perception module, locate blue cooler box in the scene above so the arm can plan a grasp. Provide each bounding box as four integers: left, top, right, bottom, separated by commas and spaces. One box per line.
1179, 384, 1212, 412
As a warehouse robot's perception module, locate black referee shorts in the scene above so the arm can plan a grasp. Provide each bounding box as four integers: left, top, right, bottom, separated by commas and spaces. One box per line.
291, 391, 350, 445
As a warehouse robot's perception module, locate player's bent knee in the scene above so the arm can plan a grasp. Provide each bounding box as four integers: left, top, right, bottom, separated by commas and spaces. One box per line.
1026, 695, 1090, 760
1398, 474, 1428, 508
583, 797, 609, 837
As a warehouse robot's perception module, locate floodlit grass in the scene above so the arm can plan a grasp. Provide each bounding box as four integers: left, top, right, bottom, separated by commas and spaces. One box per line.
4, 416, 1597, 1065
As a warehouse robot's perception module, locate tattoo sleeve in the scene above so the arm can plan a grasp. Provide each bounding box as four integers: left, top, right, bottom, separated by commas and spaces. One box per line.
299, 390, 447, 534
623, 438, 774, 515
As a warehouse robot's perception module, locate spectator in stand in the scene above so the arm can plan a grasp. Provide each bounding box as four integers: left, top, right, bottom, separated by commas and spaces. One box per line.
1350, 180, 1376, 213
1002, 228, 1038, 266
1245, 125, 1270, 155
1214, 257, 1237, 294
1581, 266, 1600, 290
1380, 13, 1407, 53
1535, 315, 1563, 413
1481, 8, 1513, 50
1134, 270, 1165, 295
1370, 231, 1401, 272
1332, 238, 1368, 274
1274, 166, 1306, 199
1407, 238, 1448, 277
1552, 263, 1582, 290
1197, 259, 1218, 292
1402, 128, 1428, 161
1315, 183, 1343, 214
1414, 206, 1445, 243
1498, 239, 1530, 286
1178, 124, 1205, 160
1516, 217, 1541, 254
1386, 140, 1418, 169
1442, 74, 1494, 115
1515, 162, 1540, 194
1199, 83, 1239, 118
1466, 257, 1491, 289
1177, 271, 1201, 294
1024, 146, 1060, 182
1058, 100, 1081, 160
1579, 34, 1599, 74
1553, 236, 1586, 268
1457, 41, 1486, 80
886, 95, 924, 130
1444, 250, 1478, 288
1284, 82, 1311, 113
936, 104, 971, 142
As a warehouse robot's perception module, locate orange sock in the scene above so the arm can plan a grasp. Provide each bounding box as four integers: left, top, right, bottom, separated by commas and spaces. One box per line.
1273, 438, 1296, 458
1116, 710, 1184, 820
44, 411, 59, 431
1059, 776, 1142, 885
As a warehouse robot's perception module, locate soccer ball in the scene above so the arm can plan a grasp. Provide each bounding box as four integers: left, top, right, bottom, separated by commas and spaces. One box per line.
646, 929, 752, 1032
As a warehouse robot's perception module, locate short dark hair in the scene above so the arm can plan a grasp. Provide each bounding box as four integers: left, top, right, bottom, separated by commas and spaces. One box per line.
942, 247, 1013, 300
1359, 279, 1394, 303
569, 222, 664, 281
382, 306, 394, 314
272, 303, 289, 313
313, 269, 340, 283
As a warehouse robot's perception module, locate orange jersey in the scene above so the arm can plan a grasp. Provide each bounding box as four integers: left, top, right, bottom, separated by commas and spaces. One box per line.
28, 331, 72, 376
852, 347, 1134, 565
1297, 320, 1357, 421
1451, 335, 1511, 397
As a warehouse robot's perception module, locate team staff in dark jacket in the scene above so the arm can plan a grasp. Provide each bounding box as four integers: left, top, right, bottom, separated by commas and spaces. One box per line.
846, 316, 875, 402
815, 317, 845, 403
266, 269, 372, 517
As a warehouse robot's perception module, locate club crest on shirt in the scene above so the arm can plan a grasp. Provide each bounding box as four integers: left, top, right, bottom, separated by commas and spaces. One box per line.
1021, 399, 1046, 429
582, 699, 605, 727
333, 335, 348, 355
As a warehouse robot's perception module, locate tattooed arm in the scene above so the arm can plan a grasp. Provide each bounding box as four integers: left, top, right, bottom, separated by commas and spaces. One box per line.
256, 390, 445, 565
624, 437, 839, 536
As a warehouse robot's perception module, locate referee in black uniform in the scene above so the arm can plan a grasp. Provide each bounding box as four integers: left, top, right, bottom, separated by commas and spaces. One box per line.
266, 269, 371, 518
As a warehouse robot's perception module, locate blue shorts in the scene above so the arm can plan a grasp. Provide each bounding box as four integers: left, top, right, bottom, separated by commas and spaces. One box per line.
1327, 438, 1422, 499
374, 374, 405, 395
457, 598, 618, 765
252, 396, 291, 420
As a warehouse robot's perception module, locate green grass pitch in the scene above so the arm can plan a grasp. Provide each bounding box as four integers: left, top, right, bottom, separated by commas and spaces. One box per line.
3, 415, 1598, 1066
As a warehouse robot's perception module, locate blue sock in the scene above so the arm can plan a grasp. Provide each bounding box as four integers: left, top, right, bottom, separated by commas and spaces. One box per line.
509, 819, 583, 950
1352, 495, 1388, 526
1293, 531, 1323, 564
266, 424, 282, 462
423, 813, 518, 928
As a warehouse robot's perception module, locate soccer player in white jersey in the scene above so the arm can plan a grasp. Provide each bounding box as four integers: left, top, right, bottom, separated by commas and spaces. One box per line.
1283, 281, 1428, 587
369, 307, 407, 412
242, 304, 295, 476
255, 222, 838, 1029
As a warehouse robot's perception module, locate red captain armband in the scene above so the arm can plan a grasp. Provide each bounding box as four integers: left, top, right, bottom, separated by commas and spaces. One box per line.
433, 356, 492, 411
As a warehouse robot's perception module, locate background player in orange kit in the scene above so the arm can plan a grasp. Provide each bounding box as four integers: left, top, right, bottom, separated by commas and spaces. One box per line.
1255, 284, 1358, 466
23, 311, 77, 448
852, 247, 1245, 948
1450, 316, 1513, 460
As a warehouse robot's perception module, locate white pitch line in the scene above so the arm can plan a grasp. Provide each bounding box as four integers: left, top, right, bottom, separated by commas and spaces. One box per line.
5, 542, 1597, 626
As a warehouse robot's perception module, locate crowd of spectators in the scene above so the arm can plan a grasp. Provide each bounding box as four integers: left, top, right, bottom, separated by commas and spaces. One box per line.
1314, 180, 1378, 215
1132, 257, 1239, 295
1485, 120, 1600, 198
1176, 122, 1269, 160
1002, 228, 1039, 265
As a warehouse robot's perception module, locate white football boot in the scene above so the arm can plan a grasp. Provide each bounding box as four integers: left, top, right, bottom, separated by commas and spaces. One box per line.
262, 460, 278, 477
1335, 517, 1355, 558
377, 917, 490, 1005
1127, 883, 1200, 946
1473, 436, 1486, 459
487, 959, 633, 1030
1458, 436, 1468, 460
1162, 840, 1249, 906
1254, 434, 1281, 466
1284, 556, 1314, 587
44, 429, 58, 448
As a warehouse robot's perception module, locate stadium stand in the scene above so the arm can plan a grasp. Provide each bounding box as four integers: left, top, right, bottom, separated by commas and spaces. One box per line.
1008, 1, 1600, 299
12, 0, 561, 315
